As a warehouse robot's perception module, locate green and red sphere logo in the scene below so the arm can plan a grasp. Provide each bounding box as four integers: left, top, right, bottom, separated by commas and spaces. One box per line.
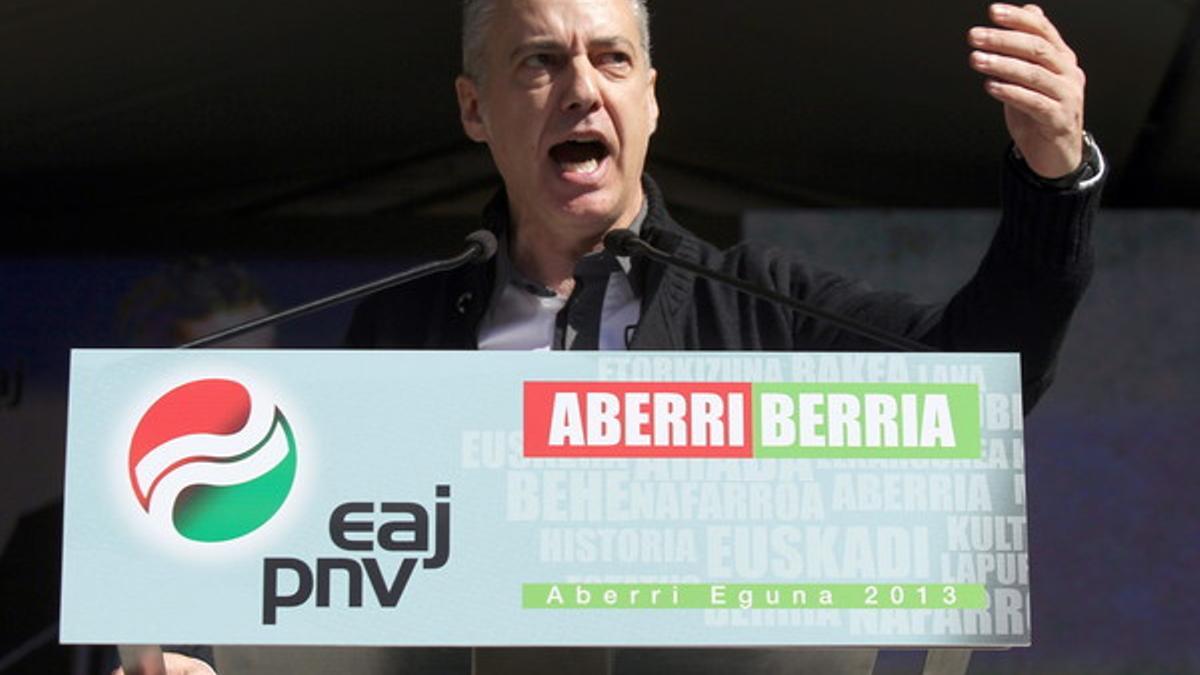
128, 378, 298, 543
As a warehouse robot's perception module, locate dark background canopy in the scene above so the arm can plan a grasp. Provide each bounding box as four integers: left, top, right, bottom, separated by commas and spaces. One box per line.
3, 0, 1198, 255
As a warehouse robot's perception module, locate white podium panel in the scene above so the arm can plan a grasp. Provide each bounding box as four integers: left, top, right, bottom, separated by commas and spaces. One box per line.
62, 350, 1028, 652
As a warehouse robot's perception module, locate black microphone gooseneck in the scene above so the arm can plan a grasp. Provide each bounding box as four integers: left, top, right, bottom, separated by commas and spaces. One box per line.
604, 229, 933, 352
178, 230, 499, 349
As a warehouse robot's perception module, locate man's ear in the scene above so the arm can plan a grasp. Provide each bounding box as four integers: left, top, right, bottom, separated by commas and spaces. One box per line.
455, 75, 488, 143
647, 68, 660, 135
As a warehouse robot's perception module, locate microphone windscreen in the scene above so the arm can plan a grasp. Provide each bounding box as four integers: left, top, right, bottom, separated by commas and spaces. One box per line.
464, 230, 499, 262
603, 228, 641, 256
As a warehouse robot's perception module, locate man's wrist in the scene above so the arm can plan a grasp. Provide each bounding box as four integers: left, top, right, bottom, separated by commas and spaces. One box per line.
1011, 131, 1104, 190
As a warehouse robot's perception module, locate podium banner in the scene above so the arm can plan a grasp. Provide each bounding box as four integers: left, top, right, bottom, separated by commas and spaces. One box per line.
62, 350, 1030, 648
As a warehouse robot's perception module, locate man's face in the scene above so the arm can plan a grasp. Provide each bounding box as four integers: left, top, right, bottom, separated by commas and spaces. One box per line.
456, 0, 658, 236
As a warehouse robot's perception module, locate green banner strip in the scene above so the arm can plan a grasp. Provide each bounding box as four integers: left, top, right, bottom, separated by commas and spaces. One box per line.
752, 383, 981, 459
523, 583, 988, 610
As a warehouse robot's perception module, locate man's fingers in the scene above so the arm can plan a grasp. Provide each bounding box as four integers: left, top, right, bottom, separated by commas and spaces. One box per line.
989, 3, 1069, 51
1022, 3, 1069, 48
969, 51, 1076, 104
162, 653, 218, 675
972, 3, 1086, 177
968, 27, 1074, 75
983, 79, 1076, 132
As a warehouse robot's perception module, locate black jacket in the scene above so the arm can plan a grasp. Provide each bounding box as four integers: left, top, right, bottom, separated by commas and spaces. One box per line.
347, 157, 1101, 411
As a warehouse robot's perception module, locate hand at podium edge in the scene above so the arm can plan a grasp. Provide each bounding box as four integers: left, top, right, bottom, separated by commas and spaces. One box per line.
111, 651, 217, 675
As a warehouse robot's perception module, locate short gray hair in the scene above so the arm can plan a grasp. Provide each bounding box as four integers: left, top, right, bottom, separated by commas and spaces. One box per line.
462, 0, 652, 81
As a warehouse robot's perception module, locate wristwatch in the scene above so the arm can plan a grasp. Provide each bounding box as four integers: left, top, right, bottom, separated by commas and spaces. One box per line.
1012, 131, 1104, 190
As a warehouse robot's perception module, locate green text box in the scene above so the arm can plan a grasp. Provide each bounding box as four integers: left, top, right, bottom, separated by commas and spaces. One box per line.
752, 383, 981, 459
523, 583, 989, 610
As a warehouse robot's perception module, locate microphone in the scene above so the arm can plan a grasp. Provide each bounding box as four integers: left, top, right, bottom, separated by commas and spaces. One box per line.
603, 228, 933, 352
179, 230, 498, 349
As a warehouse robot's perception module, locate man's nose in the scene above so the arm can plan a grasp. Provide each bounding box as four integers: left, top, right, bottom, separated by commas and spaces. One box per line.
561, 57, 601, 113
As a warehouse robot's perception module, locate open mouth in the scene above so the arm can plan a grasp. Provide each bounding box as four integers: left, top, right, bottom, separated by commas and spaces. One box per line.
549, 140, 610, 175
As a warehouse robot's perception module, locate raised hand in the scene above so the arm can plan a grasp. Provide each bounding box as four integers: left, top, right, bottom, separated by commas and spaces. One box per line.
968, 3, 1087, 179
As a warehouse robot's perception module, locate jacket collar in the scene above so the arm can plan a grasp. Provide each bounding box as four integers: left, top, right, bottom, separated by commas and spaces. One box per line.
629, 175, 701, 349
473, 174, 702, 350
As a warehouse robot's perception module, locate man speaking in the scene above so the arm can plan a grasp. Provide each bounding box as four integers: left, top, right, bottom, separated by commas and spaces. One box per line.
355, 2, 1102, 674
347, 0, 1103, 414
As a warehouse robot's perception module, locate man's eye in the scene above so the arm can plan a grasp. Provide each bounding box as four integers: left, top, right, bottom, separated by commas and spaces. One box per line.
598, 52, 632, 67
522, 54, 555, 68
596, 52, 634, 72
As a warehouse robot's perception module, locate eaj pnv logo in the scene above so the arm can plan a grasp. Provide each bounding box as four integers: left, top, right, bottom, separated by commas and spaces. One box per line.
128, 378, 298, 543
